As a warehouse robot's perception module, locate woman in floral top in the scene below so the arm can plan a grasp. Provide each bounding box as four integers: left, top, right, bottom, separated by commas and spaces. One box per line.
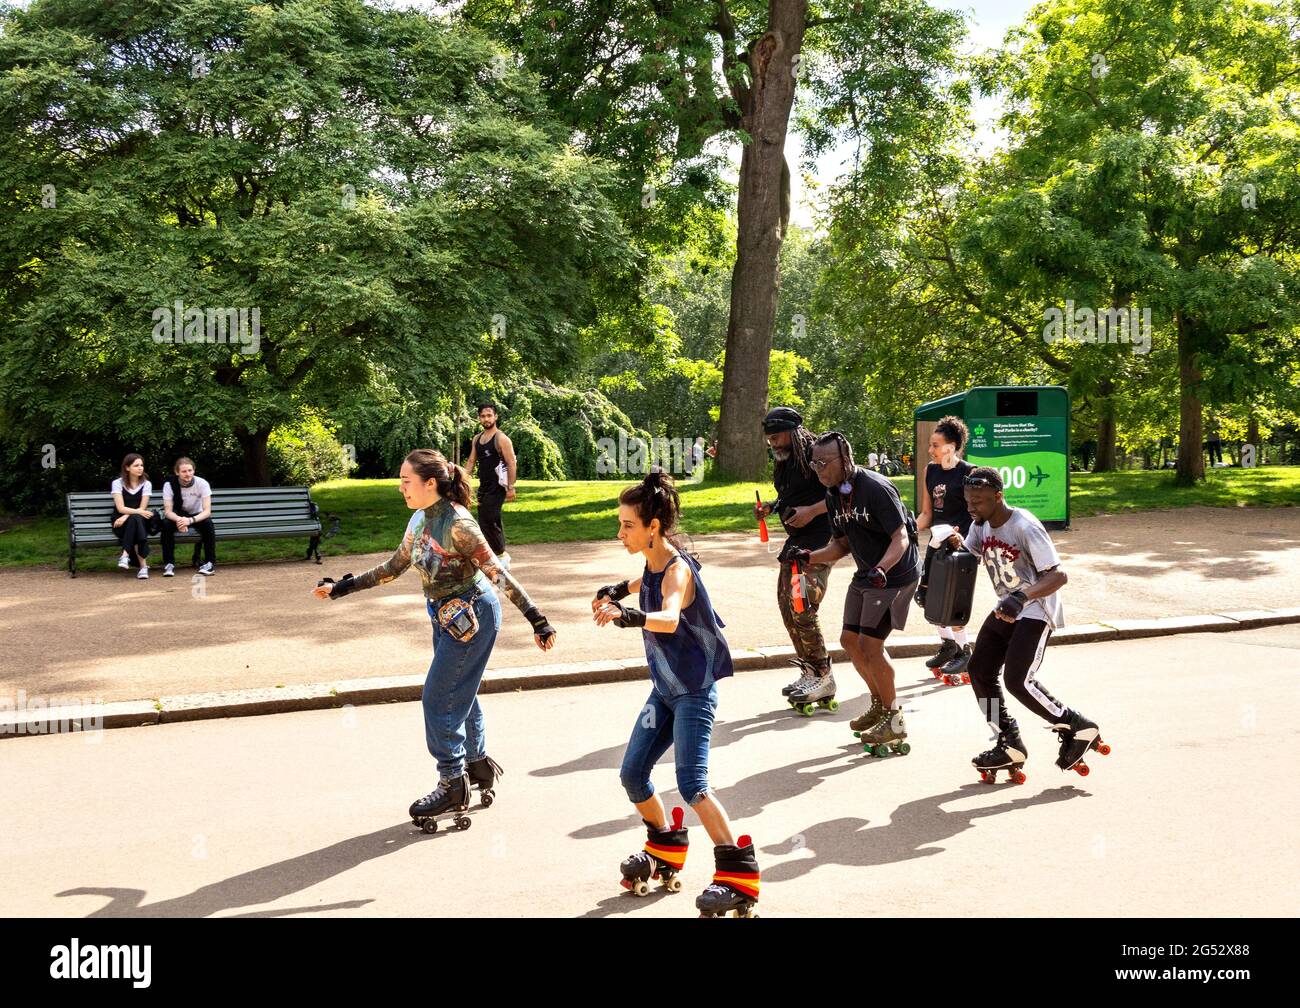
314, 448, 556, 828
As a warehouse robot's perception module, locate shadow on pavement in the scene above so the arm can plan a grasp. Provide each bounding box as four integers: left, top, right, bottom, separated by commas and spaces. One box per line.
56, 823, 429, 918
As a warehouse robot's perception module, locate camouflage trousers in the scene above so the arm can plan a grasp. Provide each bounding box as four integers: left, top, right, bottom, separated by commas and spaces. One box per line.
776, 559, 831, 671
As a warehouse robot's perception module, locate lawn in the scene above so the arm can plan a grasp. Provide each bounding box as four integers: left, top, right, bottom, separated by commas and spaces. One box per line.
3, 467, 1297, 572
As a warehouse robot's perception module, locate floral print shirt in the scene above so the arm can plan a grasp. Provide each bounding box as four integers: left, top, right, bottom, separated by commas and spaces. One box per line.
352, 498, 537, 616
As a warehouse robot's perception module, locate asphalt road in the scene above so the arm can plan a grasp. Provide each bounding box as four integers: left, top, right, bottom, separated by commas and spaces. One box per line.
2, 625, 1294, 918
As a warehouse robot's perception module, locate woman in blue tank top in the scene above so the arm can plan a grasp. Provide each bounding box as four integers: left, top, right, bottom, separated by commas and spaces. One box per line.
592, 470, 761, 917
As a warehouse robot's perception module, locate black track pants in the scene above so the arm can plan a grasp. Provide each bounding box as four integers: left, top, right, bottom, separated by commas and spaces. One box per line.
967, 612, 1069, 733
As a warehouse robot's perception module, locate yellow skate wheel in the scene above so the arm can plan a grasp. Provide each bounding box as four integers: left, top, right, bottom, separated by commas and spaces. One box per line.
825, 699, 839, 712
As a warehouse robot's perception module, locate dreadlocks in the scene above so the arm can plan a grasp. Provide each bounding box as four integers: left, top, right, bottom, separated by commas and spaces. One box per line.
814, 430, 855, 478
777, 425, 818, 481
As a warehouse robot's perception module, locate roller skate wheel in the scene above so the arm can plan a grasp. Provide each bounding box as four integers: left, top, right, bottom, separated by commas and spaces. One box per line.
960, 672, 971, 684
852, 730, 861, 738
799, 704, 814, 716
481, 790, 495, 807
1096, 742, 1111, 756
825, 699, 840, 712
1074, 762, 1090, 776
978, 770, 991, 783
664, 875, 682, 893
1011, 769, 1027, 784
454, 815, 472, 831
895, 742, 911, 756
873, 744, 890, 758
420, 819, 438, 835
633, 880, 650, 897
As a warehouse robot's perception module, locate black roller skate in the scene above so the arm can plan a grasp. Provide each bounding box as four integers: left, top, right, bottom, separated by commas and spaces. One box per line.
788, 662, 837, 716
1051, 710, 1110, 776
973, 729, 1028, 784
466, 754, 503, 808
926, 639, 961, 677
620, 806, 689, 896
409, 774, 472, 834
696, 836, 761, 918
936, 644, 973, 686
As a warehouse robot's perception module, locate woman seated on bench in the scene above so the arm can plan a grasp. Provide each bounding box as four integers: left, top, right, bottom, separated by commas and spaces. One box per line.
161, 457, 216, 577
111, 453, 154, 579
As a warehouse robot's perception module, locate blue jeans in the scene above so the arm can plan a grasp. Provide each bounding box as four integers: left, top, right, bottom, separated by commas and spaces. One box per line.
619, 684, 718, 806
423, 588, 501, 779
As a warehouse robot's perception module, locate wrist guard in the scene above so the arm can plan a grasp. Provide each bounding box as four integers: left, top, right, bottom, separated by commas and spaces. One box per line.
996, 590, 1027, 618
612, 602, 648, 629
866, 566, 888, 589
595, 580, 631, 603
524, 606, 556, 640
319, 573, 357, 599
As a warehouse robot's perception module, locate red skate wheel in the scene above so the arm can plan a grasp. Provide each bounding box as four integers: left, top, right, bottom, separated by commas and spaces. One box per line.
1075, 762, 1090, 776
620, 879, 632, 891
1097, 742, 1111, 756
1011, 770, 1026, 784
960, 672, 971, 684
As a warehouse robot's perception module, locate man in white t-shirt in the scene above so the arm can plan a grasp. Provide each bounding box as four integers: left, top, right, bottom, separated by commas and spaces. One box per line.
944, 466, 1106, 779
161, 456, 216, 576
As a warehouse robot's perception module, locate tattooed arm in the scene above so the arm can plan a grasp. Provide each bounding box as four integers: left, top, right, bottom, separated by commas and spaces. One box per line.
452, 517, 556, 649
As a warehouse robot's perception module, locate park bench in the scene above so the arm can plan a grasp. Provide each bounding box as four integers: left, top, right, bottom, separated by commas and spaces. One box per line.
65, 486, 337, 577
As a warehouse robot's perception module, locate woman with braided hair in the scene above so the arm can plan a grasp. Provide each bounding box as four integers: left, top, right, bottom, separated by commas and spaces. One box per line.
592, 469, 760, 918
755, 407, 835, 709
313, 449, 556, 832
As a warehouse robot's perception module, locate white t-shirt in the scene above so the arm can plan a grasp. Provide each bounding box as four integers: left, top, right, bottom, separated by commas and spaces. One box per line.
964, 506, 1066, 629
163, 476, 212, 516
111, 478, 153, 498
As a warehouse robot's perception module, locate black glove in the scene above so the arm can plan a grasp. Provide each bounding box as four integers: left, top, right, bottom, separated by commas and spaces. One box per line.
319, 573, 356, 599
789, 547, 814, 568
866, 566, 887, 589
595, 580, 631, 603
996, 590, 1027, 619
610, 602, 648, 629
524, 606, 556, 643
914, 582, 928, 606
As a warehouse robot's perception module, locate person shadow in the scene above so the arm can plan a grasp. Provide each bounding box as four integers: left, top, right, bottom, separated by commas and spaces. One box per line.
56, 823, 435, 918
761, 783, 1088, 882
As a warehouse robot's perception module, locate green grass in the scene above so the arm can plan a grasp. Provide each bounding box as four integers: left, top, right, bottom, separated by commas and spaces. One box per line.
4, 467, 1297, 572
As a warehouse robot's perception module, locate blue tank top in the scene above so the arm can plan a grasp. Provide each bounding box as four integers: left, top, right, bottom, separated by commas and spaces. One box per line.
638, 551, 733, 698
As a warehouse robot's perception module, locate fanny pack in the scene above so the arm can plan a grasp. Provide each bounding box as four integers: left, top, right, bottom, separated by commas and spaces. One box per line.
437, 594, 480, 642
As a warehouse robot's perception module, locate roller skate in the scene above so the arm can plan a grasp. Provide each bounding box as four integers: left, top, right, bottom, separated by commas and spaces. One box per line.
1051, 710, 1110, 776
780, 659, 817, 698
620, 807, 689, 896
859, 707, 910, 758
466, 754, 503, 808
926, 639, 961, 677
973, 729, 1028, 784
409, 774, 472, 834
936, 644, 972, 686
788, 664, 837, 716
696, 837, 760, 918
850, 696, 885, 737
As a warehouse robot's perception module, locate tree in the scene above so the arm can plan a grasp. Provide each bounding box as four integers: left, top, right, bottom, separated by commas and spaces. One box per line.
0, 0, 631, 484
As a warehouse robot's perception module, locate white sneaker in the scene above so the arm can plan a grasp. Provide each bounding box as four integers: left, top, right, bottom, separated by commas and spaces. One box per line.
137, 566, 149, 579
198, 561, 215, 576
118, 552, 130, 569
163, 564, 175, 577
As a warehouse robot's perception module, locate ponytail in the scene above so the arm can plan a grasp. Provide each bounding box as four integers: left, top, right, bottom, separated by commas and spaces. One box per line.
405, 448, 473, 507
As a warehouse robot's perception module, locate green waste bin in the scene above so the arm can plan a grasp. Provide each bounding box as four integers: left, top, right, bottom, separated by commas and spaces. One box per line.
914, 386, 1070, 529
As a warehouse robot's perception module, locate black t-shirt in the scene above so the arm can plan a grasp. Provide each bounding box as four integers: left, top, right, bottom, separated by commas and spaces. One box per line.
773, 444, 833, 551
924, 459, 974, 535
826, 467, 921, 588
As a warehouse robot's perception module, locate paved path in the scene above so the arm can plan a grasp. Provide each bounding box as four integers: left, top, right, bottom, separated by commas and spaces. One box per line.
3, 507, 1298, 706
2, 626, 1294, 918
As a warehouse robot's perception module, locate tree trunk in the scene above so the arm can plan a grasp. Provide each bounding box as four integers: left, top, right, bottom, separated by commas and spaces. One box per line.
1246, 415, 1259, 448
1093, 384, 1117, 472
1175, 312, 1205, 485
236, 428, 272, 486
715, 0, 808, 480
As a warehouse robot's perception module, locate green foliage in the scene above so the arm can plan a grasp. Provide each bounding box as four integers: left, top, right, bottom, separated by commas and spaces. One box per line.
267, 414, 354, 486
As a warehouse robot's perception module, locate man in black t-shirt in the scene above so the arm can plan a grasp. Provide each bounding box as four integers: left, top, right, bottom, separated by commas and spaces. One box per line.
465, 403, 516, 567
791, 432, 921, 757
755, 407, 835, 709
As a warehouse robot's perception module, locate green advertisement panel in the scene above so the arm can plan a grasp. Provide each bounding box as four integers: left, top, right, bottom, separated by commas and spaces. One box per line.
966, 416, 1068, 522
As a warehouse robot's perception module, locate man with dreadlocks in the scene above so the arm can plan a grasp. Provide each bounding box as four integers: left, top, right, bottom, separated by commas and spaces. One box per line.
790, 431, 922, 757
756, 407, 836, 710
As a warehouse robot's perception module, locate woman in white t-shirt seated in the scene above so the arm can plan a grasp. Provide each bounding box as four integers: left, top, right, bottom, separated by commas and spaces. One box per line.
111, 453, 155, 579
161, 456, 216, 577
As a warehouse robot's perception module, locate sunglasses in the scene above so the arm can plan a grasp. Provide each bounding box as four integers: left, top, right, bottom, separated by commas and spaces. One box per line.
809, 458, 837, 471
963, 476, 1000, 488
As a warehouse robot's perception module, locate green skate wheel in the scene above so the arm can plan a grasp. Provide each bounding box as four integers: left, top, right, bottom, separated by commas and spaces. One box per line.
852, 730, 861, 738
896, 742, 911, 756
873, 744, 890, 758
799, 704, 814, 716
825, 699, 839, 712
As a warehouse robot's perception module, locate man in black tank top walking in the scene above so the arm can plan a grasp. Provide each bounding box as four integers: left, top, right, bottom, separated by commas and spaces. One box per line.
465, 403, 516, 566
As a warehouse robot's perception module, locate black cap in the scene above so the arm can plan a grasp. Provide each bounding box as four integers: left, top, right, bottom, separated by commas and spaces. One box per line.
762, 407, 802, 434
